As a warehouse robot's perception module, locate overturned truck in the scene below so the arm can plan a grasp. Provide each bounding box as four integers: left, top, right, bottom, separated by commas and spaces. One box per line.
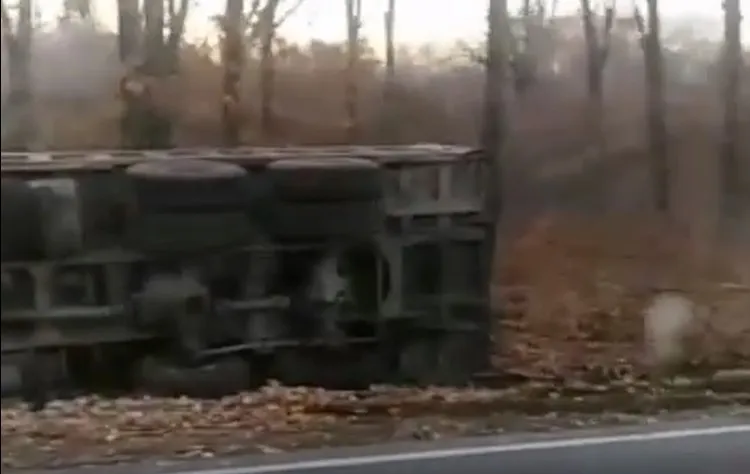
1, 145, 493, 399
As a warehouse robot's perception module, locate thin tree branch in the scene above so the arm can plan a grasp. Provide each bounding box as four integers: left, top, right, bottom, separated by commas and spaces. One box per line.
273, 0, 305, 28
166, 0, 189, 55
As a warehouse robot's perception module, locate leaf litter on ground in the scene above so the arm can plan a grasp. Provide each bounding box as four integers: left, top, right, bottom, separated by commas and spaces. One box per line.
3, 381, 750, 469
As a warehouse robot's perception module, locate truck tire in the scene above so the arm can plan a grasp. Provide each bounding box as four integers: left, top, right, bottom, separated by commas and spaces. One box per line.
125, 159, 249, 212
125, 211, 254, 254
1, 179, 43, 261
135, 356, 251, 398
267, 158, 383, 202
271, 201, 384, 239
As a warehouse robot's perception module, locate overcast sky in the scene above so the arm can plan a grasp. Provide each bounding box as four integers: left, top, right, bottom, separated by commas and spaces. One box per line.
35, 0, 738, 45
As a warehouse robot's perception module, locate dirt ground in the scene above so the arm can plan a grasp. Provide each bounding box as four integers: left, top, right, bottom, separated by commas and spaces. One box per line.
3, 383, 749, 470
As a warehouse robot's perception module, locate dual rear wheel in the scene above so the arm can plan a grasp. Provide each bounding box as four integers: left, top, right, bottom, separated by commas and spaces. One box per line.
123, 156, 385, 250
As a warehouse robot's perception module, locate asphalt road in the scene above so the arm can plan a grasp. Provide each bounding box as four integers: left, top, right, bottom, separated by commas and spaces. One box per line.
18, 417, 750, 474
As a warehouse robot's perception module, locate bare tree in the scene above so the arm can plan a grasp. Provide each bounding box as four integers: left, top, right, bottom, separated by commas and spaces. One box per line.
258, 0, 304, 140
482, 0, 511, 220
380, 0, 396, 141
455, 1, 558, 97
221, 0, 246, 146
258, 0, 281, 139
634, 0, 669, 212
512, 0, 558, 94
720, 0, 743, 216
117, 0, 141, 147
117, 0, 189, 149
344, 0, 363, 143
580, 0, 615, 152
481, 0, 511, 360
1, 0, 35, 150
217, 0, 303, 145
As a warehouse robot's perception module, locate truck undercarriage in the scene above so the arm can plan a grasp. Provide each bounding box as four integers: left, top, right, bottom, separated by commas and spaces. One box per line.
0, 145, 492, 402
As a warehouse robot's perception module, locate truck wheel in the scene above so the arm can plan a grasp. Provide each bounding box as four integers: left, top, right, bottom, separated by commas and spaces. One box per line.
125, 159, 249, 212
135, 356, 251, 398
271, 201, 383, 239
267, 158, 383, 201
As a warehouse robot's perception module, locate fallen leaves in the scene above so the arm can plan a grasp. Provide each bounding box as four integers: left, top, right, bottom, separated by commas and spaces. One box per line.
3, 383, 749, 469
493, 214, 750, 383
0, 385, 325, 468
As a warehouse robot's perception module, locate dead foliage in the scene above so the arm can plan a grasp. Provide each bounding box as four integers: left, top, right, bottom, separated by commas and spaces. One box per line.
493, 213, 750, 383
0, 383, 589, 467
4, 381, 748, 468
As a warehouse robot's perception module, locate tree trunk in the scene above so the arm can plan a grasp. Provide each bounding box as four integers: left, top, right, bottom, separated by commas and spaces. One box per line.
164, 0, 188, 74
2, 0, 35, 150
480, 0, 511, 373
117, 0, 187, 149
580, 0, 603, 105
259, 0, 281, 141
720, 0, 742, 216
140, 0, 172, 148
143, 0, 164, 74
511, 0, 534, 95
222, 0, 244, 146
643, 0, 669, 212
580, 0, 608, 155
482, 0, 511, 220
117, 0, 145, 148
117, 0, 140, 62
380, 0, 396, 142
344, 0, 362, 143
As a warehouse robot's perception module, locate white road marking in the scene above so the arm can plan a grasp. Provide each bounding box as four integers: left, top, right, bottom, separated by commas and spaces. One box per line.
183, 424, 750, 474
